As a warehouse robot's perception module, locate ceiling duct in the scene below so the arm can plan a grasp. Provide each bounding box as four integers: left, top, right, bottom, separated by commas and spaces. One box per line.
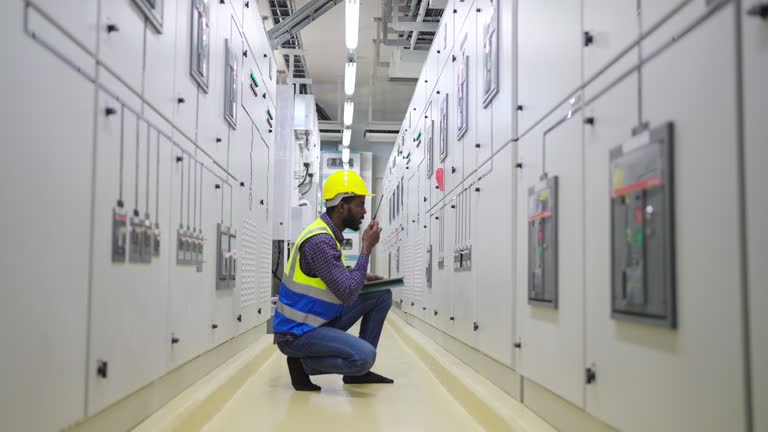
319, 121, 344, 141
364, 128, 399, 143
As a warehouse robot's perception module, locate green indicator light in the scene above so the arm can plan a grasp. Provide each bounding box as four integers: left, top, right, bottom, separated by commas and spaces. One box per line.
250, 73, 259, 87
415, 131, 422, 141
267, 109, 273, 120
636, 231, 644, 247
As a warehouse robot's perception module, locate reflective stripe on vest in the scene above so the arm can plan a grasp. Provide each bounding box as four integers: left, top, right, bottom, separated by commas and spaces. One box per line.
273, 218, 347, 336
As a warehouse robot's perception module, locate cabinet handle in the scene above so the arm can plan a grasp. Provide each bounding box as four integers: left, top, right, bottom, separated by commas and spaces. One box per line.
106, 24, 119, 33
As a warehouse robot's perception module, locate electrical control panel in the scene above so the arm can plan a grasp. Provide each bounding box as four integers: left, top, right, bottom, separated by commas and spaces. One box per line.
481, 0, 499, 107
453, 189, 472, 272
610, 123, 676, 328
191, 0, 211, 92
439, 92, 448, 162
129, 212, 152, 264
224, 38, 238, 129
528, 175, 558, 307
112, 205, 128, 262
134, 0, 164, 33
216, 223, 237, 289
456, 34, 469, 140
426, 244, 433, 288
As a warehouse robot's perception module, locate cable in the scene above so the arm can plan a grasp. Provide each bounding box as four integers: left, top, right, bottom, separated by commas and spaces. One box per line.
118, 106, 125, 206
272, 243, 283, 282
134, 115, 140, 213
187, 156, 191, 228
179, 153, 184, 228
155, 132, 160, 224
145, 124, 151, 217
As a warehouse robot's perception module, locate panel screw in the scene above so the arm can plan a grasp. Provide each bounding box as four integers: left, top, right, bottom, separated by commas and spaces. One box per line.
437, 90, 441, 94
475, 143, 480, 148
475, 187, 480, 192
245, 1, 250, 7
105, 107, 117, 116
584, 117, 595, 126
237, 314, 242, 322
260, 199, 264, 205
437, 50, 441, 54
240, 181, 245, 187
171, 336, 180, 344
243, 50, 248, 58
451, 166, 456, 174
215, 184, 221, 190
517, 105, 524, 111
211, 323, 218, 329
449, 316, 455, 321
516, 162, 523, 169
473, 322, 479, 331
434, 310, 438, 316
514, 342, 522, 349
106, 24, 119, 33
177, 97, 186, 104
216, 137, 222, 143
176, 156, 183, 163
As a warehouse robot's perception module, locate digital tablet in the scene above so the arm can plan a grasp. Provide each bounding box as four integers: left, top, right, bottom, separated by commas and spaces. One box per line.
361, 277, 405, 293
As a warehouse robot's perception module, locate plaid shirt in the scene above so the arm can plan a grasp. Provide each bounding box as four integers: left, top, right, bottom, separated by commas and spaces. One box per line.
274, 213, 369, 344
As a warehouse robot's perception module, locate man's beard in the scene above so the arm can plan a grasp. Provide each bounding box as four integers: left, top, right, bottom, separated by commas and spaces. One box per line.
343, 212, 361, 231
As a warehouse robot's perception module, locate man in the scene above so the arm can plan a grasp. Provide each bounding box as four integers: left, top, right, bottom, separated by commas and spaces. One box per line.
273, 170, 393, 391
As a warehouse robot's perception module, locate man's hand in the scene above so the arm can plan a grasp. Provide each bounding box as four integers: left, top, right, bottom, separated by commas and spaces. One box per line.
366, 273, 385, 282
361, 221, 381, 255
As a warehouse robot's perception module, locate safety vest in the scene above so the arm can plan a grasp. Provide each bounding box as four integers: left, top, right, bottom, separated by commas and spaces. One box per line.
273, 217, 347, 336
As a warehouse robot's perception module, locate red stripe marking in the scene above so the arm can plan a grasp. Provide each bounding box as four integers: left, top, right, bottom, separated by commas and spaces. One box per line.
528, 210, 552, 222
612, 176, 663, 197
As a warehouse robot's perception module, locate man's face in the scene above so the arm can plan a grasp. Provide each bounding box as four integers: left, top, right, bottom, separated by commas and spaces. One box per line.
340, 196, 367, 231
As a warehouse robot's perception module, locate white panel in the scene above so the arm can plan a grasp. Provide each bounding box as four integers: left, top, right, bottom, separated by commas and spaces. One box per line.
445, 51, 463, 194
583, 0, 638, 80
213, 178, 241, 346
168, 140, 214, 369
517, 0, 582, 134
454, 0, 476, 34
491, 0, 515, 148
197, 1, 231, 167
436, 7, 455, 75
742, 2, 768, 430
144, 0, 179, 121
172, 0, 199, 139
89, 91, 170, 413
0, 5, 92, 427
31, 0, 99, 53
584, 7, 747, 431
473, 144, 515, 366
474, 3, 493, 166
449, 183, 476, 345
230, 0, 244, 26
460, 9, 480, 174
515, 106, 584, 407
424, 47, 439, 101
99, 0, 146, 94
229, 115, 251, 183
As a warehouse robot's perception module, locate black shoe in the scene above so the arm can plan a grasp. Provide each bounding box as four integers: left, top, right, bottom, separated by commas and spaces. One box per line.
343, 371, 395, 384
287, 357, 321, 391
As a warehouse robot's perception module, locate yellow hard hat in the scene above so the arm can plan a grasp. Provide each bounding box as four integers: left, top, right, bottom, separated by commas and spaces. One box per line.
323, 170, 374, 205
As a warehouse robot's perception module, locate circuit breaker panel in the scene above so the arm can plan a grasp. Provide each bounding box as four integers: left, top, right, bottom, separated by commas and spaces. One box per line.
610, 123, 676, 328
528, 176, 558, 307
216, 223, 237, 289
453, 189, 472, 272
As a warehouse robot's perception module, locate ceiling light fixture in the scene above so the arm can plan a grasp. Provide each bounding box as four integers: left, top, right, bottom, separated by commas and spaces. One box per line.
343, 99, 354, 126
345, 0, 359, 50
342, 128, 351, 147
342, 147, 350, 164
344, 61, 357, 96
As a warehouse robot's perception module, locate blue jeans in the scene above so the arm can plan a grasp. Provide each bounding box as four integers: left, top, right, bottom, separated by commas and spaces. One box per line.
276, 289, 393, 376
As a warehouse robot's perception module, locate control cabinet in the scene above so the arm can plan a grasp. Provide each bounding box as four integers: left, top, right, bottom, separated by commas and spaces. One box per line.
609, 123, 676, 328
528, 175, 558, 307
216, 223, 237, 290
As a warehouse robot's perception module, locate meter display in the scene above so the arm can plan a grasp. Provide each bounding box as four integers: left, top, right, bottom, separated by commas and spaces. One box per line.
481, 0, 499, 107
224, 39, 239, 129
456, 34, 469, 140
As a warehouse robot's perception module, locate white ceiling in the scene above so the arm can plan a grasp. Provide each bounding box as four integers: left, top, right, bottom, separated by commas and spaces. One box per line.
259, 0, 422, 152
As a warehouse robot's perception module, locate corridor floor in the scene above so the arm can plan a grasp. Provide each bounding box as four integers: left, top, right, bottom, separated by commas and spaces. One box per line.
200, 322, 484, 432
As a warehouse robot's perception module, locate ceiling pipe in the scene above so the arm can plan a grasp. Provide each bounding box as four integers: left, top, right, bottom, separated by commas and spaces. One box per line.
390, 0, 438, 33
409, 0, 430, 50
